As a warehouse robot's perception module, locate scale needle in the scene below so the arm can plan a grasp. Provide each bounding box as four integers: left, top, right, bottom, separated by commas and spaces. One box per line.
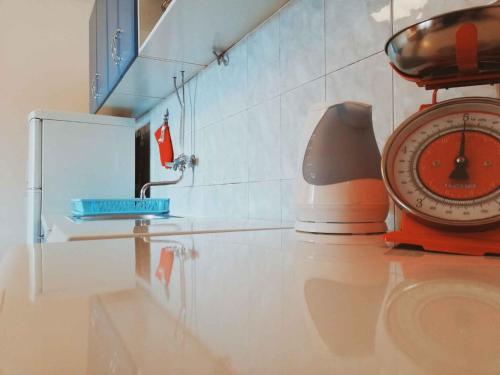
449, 116, 469, 180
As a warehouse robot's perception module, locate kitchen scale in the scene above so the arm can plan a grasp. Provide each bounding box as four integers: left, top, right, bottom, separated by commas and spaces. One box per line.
382, 3, 500, 255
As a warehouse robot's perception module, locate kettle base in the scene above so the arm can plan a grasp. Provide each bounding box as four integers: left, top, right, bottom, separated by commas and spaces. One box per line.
295, 221, 387, 235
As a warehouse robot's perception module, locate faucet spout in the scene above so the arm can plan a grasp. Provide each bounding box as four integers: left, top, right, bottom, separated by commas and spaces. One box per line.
140, 170, 184, 199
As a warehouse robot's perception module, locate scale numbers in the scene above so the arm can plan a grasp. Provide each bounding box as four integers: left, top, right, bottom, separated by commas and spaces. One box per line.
383, 98, 500, 226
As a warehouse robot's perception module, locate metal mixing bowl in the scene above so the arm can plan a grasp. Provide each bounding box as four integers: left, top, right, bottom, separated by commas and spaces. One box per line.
385, 3, 500, 80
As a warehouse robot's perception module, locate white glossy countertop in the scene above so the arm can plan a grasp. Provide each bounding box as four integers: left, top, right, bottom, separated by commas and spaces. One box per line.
43, 214, 292, 241
1, 229, 500, 374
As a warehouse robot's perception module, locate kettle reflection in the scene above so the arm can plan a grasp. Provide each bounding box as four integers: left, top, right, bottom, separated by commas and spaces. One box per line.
294, 233, 390, 372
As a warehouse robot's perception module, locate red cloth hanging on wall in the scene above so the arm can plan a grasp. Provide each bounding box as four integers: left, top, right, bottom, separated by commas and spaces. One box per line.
154, 120, 174, 169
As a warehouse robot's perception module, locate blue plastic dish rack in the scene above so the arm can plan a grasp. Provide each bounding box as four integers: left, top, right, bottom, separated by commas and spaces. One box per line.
71, 198, 170, 217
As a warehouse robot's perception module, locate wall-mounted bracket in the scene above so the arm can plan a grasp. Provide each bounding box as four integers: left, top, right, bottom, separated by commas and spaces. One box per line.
213, 49, 229, 66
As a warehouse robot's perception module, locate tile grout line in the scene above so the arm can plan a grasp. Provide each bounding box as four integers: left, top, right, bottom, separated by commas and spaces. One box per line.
199, 48, 384, 132
326, 50, 385, 78
176, 178, 295, 190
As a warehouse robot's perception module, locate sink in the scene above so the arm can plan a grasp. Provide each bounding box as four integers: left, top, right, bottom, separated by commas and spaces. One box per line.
68, 214, 181, 222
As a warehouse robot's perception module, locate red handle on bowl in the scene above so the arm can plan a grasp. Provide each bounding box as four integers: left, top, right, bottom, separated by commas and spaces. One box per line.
456, 23, 478, 75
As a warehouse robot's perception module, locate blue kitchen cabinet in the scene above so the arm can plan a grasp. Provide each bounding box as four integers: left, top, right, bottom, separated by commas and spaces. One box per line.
89, 0, 137, 114
92, 0, 290, 118
96, 0, 109, 109
107, 0, 138, 91
89, 0, 110, 113
89, 2, 97, 113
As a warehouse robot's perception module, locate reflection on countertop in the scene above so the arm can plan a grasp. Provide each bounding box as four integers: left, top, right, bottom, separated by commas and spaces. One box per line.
1, 229, 500, 374
43, 214, 292, 242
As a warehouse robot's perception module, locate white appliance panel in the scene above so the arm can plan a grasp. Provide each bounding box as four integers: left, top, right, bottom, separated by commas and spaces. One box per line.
41, 119, 134, 215
26, 190, 42, 243
27, 118, 42, 189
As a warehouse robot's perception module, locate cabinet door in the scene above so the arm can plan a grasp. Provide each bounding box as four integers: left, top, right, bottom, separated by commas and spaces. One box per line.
89, 2, 98, 113
95, 0, 109, 109
107, 0, 137, 90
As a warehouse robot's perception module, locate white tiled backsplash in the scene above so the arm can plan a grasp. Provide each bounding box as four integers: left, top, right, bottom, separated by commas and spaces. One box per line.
146, 0, 497, 226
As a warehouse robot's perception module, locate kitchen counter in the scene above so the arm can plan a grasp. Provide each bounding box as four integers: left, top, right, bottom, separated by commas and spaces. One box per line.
43, 214, 292, 241
1, 229, 500, 374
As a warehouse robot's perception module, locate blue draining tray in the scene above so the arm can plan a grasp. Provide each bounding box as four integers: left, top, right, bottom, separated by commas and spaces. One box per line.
71, 198, 170, 217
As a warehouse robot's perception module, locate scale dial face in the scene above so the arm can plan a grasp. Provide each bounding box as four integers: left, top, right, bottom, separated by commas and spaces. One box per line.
383, 97, 500, 227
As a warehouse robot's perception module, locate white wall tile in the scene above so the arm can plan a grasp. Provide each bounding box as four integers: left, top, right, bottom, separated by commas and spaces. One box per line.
193, 62, 223, 129
195, 184, 249, 219
182, 78, 197, 137
171, 187, 192, 216
218, 40, 248, 118
212, 185, 228, 218
149, 185, 190, 216
189, 186, 205, 217
325, 0, 391, 73
393, 79, 498, 126
202, 122, 226, 185
279, 0, 325, 93
192, 125, 206, 186
177, 131, 195, 188
247, 16, 280, 107
326, 52, 393, 153
280, 179, 296, 222
280, 77, 325, 179
219, 184, 249, 219
186, 73, 201, 132
247, 98, 281, 182
249, 181, 282, 220
160, 100, 177, 144
149, 184, 167, 199
223, 112, 249, 184
200, 185, 219, 217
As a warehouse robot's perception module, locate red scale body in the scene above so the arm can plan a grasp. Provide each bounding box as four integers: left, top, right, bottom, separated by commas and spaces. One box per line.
384, 14, 500, 255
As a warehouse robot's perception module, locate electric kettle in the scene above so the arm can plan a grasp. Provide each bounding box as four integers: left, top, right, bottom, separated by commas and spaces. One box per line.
295, 102, 389, 234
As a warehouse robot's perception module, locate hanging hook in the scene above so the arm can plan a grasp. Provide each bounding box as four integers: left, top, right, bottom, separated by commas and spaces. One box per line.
173, 75, 184, 107
213, 48, 229, 66
173, 71, 186, 155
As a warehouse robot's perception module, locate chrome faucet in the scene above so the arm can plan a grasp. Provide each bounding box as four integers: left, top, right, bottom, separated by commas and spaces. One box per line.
168, 153, 196, 172
139, 154, 196, 199
140, 169, 184, 199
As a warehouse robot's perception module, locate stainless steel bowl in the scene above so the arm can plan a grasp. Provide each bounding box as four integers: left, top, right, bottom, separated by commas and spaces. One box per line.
385, 3, 500, 80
